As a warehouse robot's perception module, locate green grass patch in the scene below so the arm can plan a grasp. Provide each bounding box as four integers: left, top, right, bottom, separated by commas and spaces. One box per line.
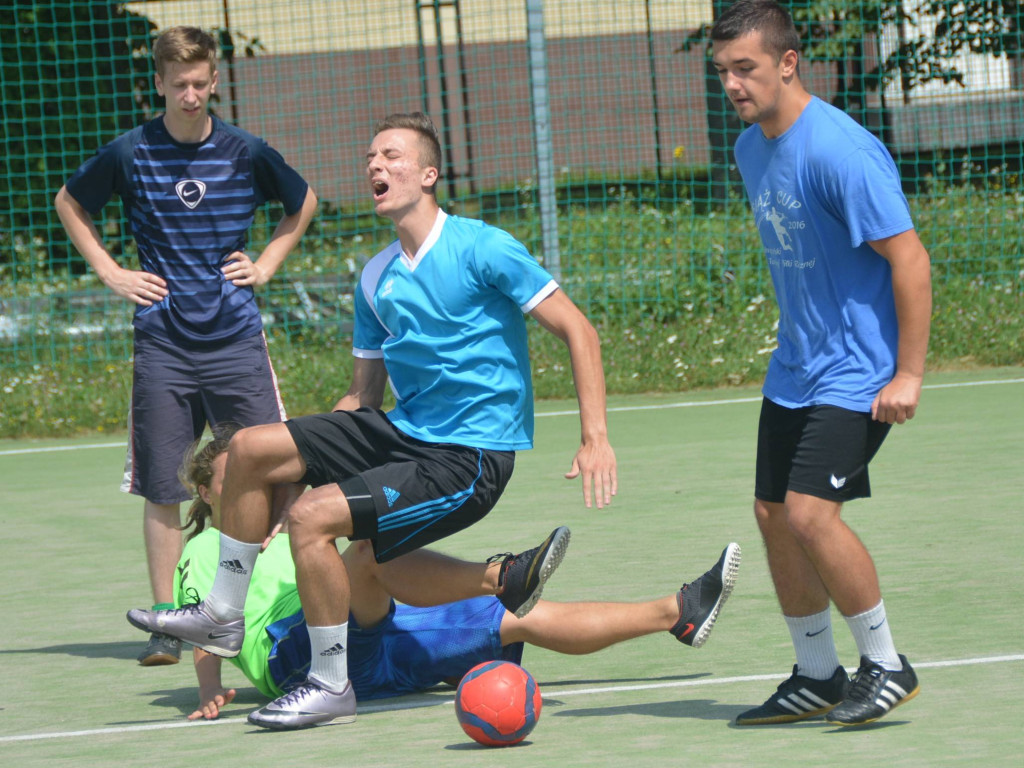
2, 188, 1021, 438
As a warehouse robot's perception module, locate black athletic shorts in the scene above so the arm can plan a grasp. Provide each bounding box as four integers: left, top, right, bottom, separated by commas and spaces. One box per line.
285, 408, 515, 563
755, 398, 891, 503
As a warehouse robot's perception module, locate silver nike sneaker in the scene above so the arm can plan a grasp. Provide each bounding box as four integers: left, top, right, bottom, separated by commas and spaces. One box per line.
126, 601, 244, 658
248, 680, 357, 730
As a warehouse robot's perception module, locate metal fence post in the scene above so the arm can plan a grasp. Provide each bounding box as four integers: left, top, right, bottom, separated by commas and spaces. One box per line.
525, 0, 561, 280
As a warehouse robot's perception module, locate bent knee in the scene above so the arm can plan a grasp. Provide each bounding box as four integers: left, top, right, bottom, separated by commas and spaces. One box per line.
784, 500, 841, 543
286, 488, 353, 542
226, 426, 271, 472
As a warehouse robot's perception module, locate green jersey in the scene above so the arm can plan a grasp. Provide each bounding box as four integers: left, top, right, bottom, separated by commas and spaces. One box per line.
174, 528, 301, 697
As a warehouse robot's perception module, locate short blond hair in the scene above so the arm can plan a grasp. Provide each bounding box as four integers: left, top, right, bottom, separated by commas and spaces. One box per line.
153, 26, 218, 76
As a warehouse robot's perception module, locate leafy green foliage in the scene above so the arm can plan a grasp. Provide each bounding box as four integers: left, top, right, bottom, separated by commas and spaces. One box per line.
680, 1, 1022, 93
1, 2, 157, 280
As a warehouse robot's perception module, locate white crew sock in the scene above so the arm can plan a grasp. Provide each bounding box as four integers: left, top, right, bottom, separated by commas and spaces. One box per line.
844, 600, 902, 670
203, 532, 261, 622
785, 607, 842, 680
307, 622, 350, 693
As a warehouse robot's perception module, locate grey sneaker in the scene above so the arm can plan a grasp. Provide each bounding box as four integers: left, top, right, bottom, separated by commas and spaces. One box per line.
669, 542, 741, 648
491, 526, 570, 618
126, 601, 244, 658
136, 632, 182, 666
248, 680, 357, 730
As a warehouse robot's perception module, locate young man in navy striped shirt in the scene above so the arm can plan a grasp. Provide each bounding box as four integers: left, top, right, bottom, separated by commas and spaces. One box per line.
55, 26, 317, 666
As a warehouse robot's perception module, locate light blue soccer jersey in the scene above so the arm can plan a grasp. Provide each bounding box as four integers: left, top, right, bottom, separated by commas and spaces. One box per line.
353, 211, 557, 450
734, 97, 914, 411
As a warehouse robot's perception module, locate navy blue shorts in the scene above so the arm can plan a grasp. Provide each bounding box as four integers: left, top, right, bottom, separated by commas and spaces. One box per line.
122, 331, 286, 504
285, 408, 515, 563
755, 398, 891, 503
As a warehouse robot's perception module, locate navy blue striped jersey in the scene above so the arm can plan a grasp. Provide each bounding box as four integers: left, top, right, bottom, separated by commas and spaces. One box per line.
65, 115, 309, 348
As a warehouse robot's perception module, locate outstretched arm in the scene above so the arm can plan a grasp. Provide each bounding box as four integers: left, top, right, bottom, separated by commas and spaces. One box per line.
868, 228, 932, 424
530, 289, 617, 508
188, 647, 236, 720
54, 186, 168, 306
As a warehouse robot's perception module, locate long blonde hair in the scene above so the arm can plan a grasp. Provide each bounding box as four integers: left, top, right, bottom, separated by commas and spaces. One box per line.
178, 423, 239, 541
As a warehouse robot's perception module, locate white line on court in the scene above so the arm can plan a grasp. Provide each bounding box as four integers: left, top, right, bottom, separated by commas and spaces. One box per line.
0, 442, 126, 456
1, 377, 1021, 457
534, 377, 1024, 418
0, 653, 1020, 743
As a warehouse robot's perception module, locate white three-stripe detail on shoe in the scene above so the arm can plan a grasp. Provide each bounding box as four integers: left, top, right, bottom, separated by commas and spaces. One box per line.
778, 688, 832, 714
874, 680, 909, 711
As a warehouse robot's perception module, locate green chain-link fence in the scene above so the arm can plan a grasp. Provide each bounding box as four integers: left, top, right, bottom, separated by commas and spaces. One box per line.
3, 0, 1022, 371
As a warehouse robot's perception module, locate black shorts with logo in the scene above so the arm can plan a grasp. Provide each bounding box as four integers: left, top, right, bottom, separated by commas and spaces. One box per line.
755, 398, 891, 503
285, 408, 515, 562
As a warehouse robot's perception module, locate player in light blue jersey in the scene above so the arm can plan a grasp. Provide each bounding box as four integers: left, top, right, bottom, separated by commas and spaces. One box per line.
128, 111, 617, 730
710, 1, 931, 728
55, 26, 318, 666
130, 432, 734, 721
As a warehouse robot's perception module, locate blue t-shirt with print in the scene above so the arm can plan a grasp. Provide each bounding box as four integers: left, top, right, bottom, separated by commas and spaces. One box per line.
734, 96, 914, 411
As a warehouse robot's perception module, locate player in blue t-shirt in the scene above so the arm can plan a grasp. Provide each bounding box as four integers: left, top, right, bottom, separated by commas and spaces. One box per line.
129, 111, 617, 730
54, 27, 317, 667
710, 1, 932, 728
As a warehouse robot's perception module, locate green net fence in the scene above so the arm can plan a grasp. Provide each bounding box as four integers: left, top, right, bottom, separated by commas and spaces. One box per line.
2, 0, 1022, 373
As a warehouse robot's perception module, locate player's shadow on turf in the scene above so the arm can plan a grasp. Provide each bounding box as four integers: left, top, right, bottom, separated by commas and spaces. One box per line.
104, 687, 266, 725
540, 671, 711, 688
823, 719, 911, 733
445, 739, 537, 751
0, 641, 139, 660
547, 697, 746, 722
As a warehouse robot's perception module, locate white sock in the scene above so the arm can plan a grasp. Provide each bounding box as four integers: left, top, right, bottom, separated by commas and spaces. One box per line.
307, 622, 349, 693
785, 607, 841, 680
203, 532, 260, 622
844, 600, 901, 670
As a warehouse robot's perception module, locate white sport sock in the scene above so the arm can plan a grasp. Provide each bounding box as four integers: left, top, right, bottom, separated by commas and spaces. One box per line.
203, 532, 261, 622
307, 623, 350, 693
785, 607, 842, 680
844, 600, 901, 671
